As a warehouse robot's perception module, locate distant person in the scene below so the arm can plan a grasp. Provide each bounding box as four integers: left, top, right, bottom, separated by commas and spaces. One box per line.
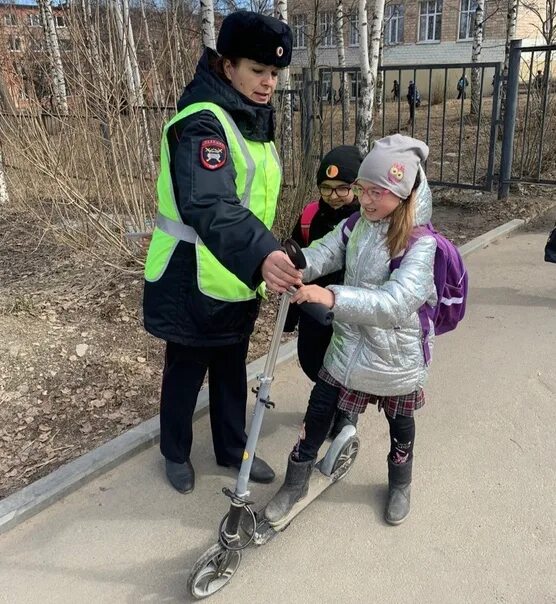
457, 73, 469, 100
407, 81, 420, 125
535, 70, 544, 92
392, 79, 400, 101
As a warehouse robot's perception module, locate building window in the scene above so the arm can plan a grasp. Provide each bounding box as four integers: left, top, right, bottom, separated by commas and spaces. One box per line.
319, 11, 336, 48
8, 36, 22, 52
320, 70, 332, 101
349, 13, 359, 47
419, 0, 442, 42
292, 14, 307, 49
4, 14, 17, 27
28, 14, 42, 27
30, 37, 44, 52
291, 73, 303, 90
385, 4, 404, 45
349, 71, 360, 100
458, 0, 478, 40
55, 15, 66, 28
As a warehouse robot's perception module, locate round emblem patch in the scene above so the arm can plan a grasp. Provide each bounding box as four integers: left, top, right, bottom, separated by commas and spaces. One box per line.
200, 139, 227, 170
276, 46, 284, 57
326, 164, 339, 178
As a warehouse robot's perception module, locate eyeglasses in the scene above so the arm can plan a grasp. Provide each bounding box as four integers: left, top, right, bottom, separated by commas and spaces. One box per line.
351, 183, 389, 201
319, 184, 352, 198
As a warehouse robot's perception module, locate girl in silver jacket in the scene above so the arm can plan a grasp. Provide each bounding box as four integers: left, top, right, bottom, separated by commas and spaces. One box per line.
265, 135, 437, 526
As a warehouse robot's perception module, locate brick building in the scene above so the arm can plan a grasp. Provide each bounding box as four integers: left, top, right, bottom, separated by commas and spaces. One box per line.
0, 0, 69, 109
290, 0, 547, 99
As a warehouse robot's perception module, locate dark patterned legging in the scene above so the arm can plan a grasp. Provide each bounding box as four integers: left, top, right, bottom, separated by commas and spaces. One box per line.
293, 375, 415, 464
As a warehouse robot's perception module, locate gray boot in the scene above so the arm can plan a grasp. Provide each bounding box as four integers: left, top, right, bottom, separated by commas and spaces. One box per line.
264, 455, 315, 523
385, 456, 412, 525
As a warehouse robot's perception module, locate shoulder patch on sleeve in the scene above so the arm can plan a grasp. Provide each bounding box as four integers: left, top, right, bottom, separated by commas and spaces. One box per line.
200, 139, 227, 170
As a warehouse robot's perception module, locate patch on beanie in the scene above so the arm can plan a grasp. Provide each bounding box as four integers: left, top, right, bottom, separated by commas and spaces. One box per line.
326, 164, 339, 178
388, 163, 405, 184
276, 46, 284, 57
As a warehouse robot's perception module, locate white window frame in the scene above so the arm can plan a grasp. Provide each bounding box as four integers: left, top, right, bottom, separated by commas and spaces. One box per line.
385, 4, 404, 45
8, 36, 22, 52
458, 0, 478, 41
320, 70, 332, 99
319, 11, 336, 48
349, 12, 359, 47
292, 13, 307, 49
418, 0, 442, 43
4, 14, 17, 27
28, 13, 41, 27
348, 71, 360, 100
54, 14, 66, 28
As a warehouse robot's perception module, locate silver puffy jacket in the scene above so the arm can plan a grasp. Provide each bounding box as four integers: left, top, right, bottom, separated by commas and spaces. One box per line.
303, 172, 437, 396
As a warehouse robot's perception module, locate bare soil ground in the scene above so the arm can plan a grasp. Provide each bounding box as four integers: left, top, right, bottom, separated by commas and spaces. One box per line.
0, 189, 554, 500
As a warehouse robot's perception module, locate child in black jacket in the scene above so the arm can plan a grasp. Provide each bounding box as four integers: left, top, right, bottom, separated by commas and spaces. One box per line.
285, 145, 363, 436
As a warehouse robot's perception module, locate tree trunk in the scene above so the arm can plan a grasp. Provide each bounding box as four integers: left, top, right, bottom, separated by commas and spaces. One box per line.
0, 150, 9, 205
501, 0, 519, 116
356, 0, 372, 153
38, 0, 69, 116
140, 0, 164, 108
275, 0, 292, 167
201, 0, 216, 50
470, 0, 484, 116
112, 0, 156, 178
336, 0, 350, 130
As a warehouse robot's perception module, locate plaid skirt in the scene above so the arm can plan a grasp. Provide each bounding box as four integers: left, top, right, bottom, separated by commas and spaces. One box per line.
318, 367, 425, 418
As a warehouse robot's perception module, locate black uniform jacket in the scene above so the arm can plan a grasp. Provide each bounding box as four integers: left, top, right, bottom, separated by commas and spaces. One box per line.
284, 197, 359, 332
143, 49, 281, 347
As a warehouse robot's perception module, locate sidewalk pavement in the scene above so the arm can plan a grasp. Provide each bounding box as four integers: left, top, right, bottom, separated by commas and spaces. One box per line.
0, 213, 555, 604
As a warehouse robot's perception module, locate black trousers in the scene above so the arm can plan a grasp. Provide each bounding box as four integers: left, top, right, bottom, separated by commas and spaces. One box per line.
294, 376, 415, 463
297, 313, 334, 383
159, 339, 250, 466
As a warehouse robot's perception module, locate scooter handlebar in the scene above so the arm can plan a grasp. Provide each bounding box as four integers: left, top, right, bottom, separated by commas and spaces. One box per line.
282, 238, 334, 327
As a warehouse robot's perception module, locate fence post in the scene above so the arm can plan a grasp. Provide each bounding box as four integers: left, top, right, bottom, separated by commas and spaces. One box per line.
301, 68, 313, 158
498, 39, 522, 200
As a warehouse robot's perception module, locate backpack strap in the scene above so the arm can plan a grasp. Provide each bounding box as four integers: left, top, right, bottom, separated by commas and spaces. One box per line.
300, 201, 320, 246
340, 211, 361, 245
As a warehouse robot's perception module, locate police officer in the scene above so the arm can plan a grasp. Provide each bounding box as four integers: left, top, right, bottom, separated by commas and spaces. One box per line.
143, 11, 301, 494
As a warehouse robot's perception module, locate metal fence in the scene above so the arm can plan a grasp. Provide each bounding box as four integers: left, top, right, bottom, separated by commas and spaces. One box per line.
499, 40, 556, 196
310, 62, 503, 191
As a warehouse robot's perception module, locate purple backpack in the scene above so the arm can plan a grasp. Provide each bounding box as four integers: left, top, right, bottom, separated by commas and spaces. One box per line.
341, 212, 468, 365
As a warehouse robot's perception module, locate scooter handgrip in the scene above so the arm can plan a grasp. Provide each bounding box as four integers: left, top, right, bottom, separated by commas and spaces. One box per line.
298, 301, 334, 326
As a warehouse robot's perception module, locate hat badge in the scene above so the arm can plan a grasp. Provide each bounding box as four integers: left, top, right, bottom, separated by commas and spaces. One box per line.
276, 46, 284, 57
326, 164, 339, 178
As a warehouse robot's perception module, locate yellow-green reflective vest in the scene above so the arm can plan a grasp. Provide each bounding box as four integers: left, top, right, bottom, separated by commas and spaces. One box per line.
144, 102, 281, 302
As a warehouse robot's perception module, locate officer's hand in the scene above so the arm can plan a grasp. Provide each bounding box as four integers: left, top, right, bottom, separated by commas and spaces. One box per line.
262, 251, 303, 293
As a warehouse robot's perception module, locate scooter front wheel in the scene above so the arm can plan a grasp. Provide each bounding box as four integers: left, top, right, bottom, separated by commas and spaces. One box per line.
187, 543, 241, 600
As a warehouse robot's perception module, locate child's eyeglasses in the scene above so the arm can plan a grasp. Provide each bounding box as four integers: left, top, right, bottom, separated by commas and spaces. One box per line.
351, 183, 389, 201
319, 184, 352, 198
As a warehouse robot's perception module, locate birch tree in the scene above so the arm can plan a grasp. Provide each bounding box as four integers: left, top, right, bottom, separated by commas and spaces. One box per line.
0, 150, 9, 205
112, 0, 156, 178
201, 0, 216, 49
356, 0, 385, 153
501, 0, 519, 115
356, 0, 372, 153
140, 0, 164, 108
38, 0, 68, 116
470, 0, 484, 116
275, 0, 292, 162
335, 0, 350, 130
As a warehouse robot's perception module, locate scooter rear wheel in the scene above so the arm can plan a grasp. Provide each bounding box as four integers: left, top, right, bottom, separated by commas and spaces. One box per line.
332, 436, 360, 481
187, 543, 241, 600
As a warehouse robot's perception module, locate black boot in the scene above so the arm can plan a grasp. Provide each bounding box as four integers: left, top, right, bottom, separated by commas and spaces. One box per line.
219, 456, 276, 484
385, 456, 412, 525
329, 409, 359, 440
165, 459, 195, 494
264, 455, 315, 523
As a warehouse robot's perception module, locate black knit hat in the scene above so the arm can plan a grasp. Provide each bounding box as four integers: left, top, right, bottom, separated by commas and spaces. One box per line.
317, 145, 364, 185
217, 11, 293, 68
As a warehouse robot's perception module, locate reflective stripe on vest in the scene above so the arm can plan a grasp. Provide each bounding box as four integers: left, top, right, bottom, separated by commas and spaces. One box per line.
144, 102, 281, 302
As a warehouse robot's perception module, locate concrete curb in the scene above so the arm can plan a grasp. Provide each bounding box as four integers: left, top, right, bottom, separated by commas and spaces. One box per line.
0, 217, 532, 534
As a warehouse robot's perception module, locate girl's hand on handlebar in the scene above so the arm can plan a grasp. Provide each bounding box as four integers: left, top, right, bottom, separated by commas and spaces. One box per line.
291, 285, 335, 309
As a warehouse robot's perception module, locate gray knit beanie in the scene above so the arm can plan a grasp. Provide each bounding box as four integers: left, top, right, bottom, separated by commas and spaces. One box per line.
357, 134, 429, 199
